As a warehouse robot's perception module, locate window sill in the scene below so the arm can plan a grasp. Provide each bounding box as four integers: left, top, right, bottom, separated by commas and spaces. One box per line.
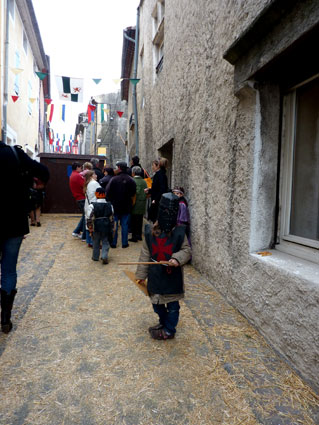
250, 249, 319, 285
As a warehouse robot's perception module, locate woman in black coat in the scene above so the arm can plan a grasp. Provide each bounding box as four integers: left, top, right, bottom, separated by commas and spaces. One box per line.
146, 157, 169, 222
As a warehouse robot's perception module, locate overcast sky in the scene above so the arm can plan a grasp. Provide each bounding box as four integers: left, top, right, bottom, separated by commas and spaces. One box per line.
32, 0, 139, 139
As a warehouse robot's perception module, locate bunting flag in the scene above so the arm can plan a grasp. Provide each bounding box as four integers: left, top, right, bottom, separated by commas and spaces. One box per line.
103, 108, 110, 114
47, 103, 54, 122
44, 98, 52, 105
116, 111, 123, 118
35, 71, 47, 80
11, 67, 24, 75
113, 78, 122, 85
29, 97, 37, 103
49, 129, 54, 145
130, 78, 140, 85
93, 78, 102, 84
87, 103, 96, 123
12, 95, 19, 102
55, 76, 84, 102
61, 104, 66, 122
101, 104, 105, 122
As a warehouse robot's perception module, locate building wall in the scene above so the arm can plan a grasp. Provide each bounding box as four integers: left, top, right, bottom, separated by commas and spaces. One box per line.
136, 0, 319, 391
3, 0, 44, 157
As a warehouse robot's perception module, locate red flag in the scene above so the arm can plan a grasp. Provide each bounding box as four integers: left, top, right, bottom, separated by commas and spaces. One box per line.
48, 104, 54, 122
12, 95, 19, 102
87, 104, 96, 123
116, 111, 123, 118
45, 98, 52, 105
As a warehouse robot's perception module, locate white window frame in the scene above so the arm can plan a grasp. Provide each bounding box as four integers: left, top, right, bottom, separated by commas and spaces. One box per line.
152, 0, 164, 80
8, 0, 15, 21
277, 74, 319, 264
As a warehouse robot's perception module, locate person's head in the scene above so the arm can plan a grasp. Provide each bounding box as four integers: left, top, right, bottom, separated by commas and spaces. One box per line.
131, 155, 140, 166
83, 170, 95, 193
172, 186, 185, 198
90, 158, 99, 168
151, 160, 159, 172
132, 165, 142, 177
116, 161, 127, 172
103, 167, 114, 176
95, 187, 106, 199
157, 192, 180, 233
72, 162, 82, 172
159, 157, 168, 170
82, 162, 93, 171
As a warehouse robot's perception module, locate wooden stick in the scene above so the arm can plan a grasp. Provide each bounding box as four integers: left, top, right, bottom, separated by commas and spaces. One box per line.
118, 261, 170, 265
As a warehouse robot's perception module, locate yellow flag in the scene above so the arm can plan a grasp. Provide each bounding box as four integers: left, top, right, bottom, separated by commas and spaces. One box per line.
112, 78, 122, 85
103, 108, 110, 114
11, 67, 24, 75
29, 97, 37, 103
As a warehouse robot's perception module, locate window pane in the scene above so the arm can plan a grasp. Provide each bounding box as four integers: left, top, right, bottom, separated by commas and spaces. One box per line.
290, 78, 319, 240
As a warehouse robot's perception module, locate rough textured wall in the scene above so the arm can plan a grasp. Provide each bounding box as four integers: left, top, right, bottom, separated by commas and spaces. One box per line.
137, 0, 319, 391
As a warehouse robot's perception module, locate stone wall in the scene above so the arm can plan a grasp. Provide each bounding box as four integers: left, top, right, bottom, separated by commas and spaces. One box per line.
136, 0, 319, 391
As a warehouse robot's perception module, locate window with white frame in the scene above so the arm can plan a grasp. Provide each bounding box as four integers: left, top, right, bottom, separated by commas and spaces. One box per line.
152, 0, 164, 78
8, 0, 14, 20
23, 30, 28, 55
278, 75, 319, 263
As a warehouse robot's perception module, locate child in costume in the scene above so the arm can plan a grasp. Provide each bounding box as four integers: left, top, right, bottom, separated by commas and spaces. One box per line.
87, 187, 114, 264
135, 192, 191, 340
172, 186, 191, 246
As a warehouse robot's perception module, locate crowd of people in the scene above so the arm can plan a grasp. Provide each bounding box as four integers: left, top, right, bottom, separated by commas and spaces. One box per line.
0, 147, 192, 341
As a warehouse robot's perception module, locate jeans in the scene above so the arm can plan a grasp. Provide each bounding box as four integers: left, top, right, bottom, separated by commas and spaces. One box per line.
92, 232, 110, 260
0, 236, 24, 294
113, 214, 130, 247
73, 200, 86, 240
152, 301, 180, 334
86, 230, 92, 245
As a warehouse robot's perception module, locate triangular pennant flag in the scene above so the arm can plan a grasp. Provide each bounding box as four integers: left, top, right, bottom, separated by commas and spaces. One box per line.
11, 67, 24, 75
103, 108, 110, 114
11, 95, 19, 102
116, 111, 124, 118
112, 78, 122, 85
44, 98, 52, 105
93, 78, 102, 85
29, 97, 37, 103
129, 78, 140, 85
36, 71, 47, 80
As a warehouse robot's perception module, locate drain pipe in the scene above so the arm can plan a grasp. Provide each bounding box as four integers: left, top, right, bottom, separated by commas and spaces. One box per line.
2, 0, 10, 143
124, 7, 140, 157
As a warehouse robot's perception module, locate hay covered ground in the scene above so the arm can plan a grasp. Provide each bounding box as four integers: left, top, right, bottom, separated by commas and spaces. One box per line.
0, 214, 318, 425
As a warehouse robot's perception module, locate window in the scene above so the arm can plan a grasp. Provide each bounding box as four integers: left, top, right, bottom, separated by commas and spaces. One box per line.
152, 0, 164, 78
278, 75, 319, 263
8, 0, 14, 20
23, 30, 28, 55
14, 50, 20, 95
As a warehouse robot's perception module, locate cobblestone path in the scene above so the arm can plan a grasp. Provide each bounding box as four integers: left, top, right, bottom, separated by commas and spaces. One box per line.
0, 214, 318, 425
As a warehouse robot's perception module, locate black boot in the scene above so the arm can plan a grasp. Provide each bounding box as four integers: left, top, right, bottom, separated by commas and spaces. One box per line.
1, 289, 17, 333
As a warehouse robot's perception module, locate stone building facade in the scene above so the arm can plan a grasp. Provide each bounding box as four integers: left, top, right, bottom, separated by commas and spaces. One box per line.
127, 0, 319, 391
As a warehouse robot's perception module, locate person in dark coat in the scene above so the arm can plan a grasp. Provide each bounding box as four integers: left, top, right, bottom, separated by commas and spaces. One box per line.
99, 167, 114, 189
146, 157, 169, 223
0, 142, 49, 333
105, 161, 136, 248
90, 158, 103, 181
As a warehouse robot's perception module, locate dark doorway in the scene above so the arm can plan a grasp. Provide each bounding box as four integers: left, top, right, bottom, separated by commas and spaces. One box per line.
158, 139, 173, 188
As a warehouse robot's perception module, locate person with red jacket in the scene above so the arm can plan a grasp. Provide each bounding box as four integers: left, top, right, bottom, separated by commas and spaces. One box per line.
69, 162, 85, 240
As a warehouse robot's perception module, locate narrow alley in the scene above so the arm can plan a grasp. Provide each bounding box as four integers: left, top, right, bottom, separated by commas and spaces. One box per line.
0, 215, 318, 425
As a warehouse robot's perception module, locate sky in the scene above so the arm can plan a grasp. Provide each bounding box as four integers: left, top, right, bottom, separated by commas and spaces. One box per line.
32, 0, 139, 140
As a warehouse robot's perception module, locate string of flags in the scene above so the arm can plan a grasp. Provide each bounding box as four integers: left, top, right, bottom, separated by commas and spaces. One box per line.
49, 132, 79, 154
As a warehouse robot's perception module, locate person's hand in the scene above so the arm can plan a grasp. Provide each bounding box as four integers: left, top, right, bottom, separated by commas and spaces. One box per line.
136, 279, 146, 285
168, 258, 179, 267
144, 188, 149, 193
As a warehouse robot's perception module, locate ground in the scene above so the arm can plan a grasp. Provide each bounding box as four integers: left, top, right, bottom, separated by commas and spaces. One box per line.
0, 214, 318, 425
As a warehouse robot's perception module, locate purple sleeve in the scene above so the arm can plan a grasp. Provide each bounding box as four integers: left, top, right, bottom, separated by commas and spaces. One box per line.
177, 202, 190, 225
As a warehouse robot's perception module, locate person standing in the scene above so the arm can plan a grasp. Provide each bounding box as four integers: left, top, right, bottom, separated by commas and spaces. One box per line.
105, 161, 136, 248
69, 162, 86, 240
128, 155, 145, 178
99, 167, 114, 189
90, 158, 103, 181
0, 142, 49, 333
84, 171, 101, 247
87, 188, 114, 264
130, 166, 147, 242
145, 158, 169, 223
135, 192, 191, 340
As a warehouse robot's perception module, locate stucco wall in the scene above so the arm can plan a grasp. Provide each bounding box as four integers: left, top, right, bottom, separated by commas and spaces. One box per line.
136, 0, 319, 391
